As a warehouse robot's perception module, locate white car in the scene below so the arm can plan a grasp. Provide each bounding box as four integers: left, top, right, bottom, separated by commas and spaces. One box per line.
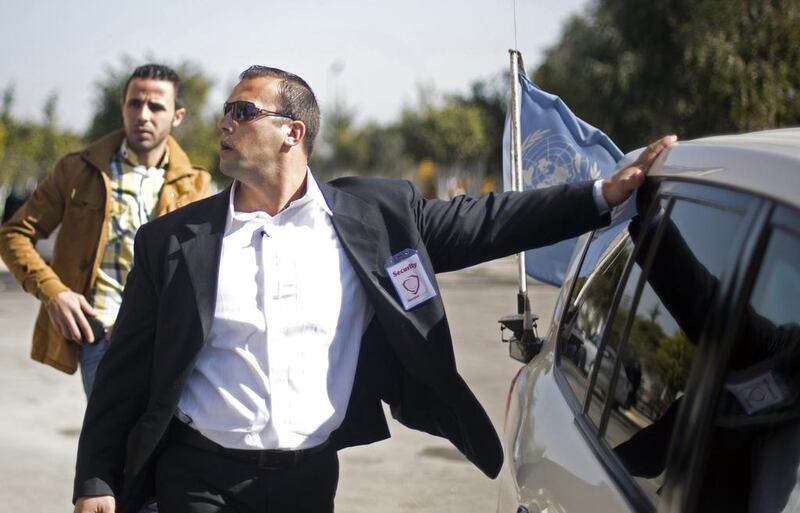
498, 128, 800, 513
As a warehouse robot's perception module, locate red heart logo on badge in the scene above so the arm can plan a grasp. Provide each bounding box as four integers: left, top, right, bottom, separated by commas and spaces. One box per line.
402, 275, 420, 295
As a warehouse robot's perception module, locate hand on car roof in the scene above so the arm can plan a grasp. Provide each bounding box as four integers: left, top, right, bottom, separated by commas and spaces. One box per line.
602, 135, 678, 207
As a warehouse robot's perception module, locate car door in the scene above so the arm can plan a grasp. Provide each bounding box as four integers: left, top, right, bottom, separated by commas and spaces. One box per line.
499, 223, 637, 513
501, 178, 764, 513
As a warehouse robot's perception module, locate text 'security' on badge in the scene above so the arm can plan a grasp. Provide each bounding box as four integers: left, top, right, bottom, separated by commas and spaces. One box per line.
384, 249, 437, 310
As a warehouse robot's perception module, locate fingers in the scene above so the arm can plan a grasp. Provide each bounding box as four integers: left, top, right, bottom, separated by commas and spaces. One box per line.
75, 309, 95, 344
74, 495, 116, 513
47, 302, 81, 341
45, 291, 97, 343
79, 294, 98, 318
622, 166, 646, 189
601, 135, 678, 208
66, 311, 85, 342
76, 294, 99, 342
51, 320, 73, 341
634, 134, 678, 172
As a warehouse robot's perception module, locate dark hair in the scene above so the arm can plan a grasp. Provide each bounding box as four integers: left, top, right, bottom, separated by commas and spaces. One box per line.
122, 64, 184, 109
239, 65, 320, 157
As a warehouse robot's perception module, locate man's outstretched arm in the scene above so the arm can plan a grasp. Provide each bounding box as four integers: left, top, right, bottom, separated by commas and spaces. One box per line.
417, 135, 677, 272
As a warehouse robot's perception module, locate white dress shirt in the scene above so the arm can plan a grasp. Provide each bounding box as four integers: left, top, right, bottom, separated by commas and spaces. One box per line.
592, 179, 610, 214
177, 171, 372, 450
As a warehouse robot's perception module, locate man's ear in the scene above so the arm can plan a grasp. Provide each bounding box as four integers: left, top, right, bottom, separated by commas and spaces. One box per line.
172, 108, 187, 128
284, 120, 306, 149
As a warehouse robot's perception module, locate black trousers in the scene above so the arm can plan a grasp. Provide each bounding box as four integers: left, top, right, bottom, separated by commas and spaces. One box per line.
155, 424, 339, 513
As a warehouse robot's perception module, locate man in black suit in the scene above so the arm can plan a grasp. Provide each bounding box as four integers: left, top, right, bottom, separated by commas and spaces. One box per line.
73, 65, 676, 513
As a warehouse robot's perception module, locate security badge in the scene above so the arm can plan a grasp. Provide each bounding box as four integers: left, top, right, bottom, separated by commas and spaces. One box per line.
725, 369, 788, 415
384, 249, 437, 310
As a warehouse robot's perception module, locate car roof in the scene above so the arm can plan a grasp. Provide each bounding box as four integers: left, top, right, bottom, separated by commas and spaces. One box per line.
646, 127, 800, 209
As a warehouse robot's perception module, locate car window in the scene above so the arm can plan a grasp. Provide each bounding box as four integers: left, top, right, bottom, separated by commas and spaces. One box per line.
585, 261, 641, 425
595, 198, 747, 506
557, 223, 629, 405
697, 214, 800, 513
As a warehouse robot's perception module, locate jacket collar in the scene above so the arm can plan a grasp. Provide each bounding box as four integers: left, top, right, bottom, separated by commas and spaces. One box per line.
319, 182, 382, 275
80, 128, 199, 183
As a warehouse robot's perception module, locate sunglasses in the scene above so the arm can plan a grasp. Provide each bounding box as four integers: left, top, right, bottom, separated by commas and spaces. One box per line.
222, 101, 295, 123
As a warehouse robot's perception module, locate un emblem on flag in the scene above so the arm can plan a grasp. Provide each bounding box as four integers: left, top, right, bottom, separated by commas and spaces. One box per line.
521, 129, 602, 190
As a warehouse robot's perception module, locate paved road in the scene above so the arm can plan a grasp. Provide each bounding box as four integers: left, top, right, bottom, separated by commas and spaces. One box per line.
0, 257, 560, 512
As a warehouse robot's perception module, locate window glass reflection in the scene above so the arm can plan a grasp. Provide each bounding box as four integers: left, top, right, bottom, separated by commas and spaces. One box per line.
700, 225, 800, 512
557, 223, 628, 405
605, 199, 744, 505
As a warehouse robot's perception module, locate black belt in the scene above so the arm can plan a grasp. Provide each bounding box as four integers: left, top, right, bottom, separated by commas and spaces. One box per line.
169, 418, 331, 470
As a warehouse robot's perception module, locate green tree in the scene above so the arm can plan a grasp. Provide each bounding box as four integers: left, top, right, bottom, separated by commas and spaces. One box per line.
39, 93, 63, 174
0, 86, 81, 187
85, 56, 135, 143
312, 100, 369, 179
654, 329, 695, 402
447, 73, 508, 182
0, 85, 16, 185
164, 62, 219, 176
312, 76, 505, 188
0, 92, 8, 167
313, 99, 413, 180
534, 0, 800, 150
358, 122, 412, 178
399, 98, 492, 197
399, 100, 489, 166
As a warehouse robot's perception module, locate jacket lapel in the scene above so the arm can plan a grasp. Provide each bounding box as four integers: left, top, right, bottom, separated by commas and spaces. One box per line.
320, 183, 452, 386
320, 183, 419, 326
319, 183, 383, 290
179, 186, 229, 342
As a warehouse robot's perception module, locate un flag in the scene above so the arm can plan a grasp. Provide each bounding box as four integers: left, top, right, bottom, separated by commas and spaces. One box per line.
502, 72, 623, 286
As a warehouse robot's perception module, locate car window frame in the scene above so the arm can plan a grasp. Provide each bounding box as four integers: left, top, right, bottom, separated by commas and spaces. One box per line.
548, 224, 628, 413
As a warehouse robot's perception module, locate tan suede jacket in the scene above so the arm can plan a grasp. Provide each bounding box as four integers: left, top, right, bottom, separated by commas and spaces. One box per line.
0, 129, 211, 373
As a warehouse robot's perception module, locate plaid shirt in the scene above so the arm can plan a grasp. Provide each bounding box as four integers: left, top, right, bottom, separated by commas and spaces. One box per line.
91, 141, 167, 327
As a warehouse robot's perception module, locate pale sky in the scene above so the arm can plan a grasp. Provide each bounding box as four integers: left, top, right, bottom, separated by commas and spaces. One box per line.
0, 0, 590, 133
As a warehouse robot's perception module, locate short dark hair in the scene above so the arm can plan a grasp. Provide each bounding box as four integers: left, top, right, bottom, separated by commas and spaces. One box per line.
123, 64, 184, 110
239, 65, 320, 157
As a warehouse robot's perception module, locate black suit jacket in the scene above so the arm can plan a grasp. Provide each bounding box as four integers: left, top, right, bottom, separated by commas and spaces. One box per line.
74, 177, 608, 512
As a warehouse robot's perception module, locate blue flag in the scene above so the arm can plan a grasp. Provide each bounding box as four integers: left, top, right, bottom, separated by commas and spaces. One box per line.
502, 72, 624, 287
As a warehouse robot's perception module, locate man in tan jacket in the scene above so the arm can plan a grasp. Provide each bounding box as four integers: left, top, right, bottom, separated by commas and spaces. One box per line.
0, 64, 211, 396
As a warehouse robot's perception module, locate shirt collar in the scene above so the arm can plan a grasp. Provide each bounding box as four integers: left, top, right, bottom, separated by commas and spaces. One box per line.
225, 168, 331, 236
119, 139, 169, 171
303, 169, 333, 216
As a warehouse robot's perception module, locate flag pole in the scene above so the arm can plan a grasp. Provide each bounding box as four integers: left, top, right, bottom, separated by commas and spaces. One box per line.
497, 50, 541, 364
508, 49, 529, 316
